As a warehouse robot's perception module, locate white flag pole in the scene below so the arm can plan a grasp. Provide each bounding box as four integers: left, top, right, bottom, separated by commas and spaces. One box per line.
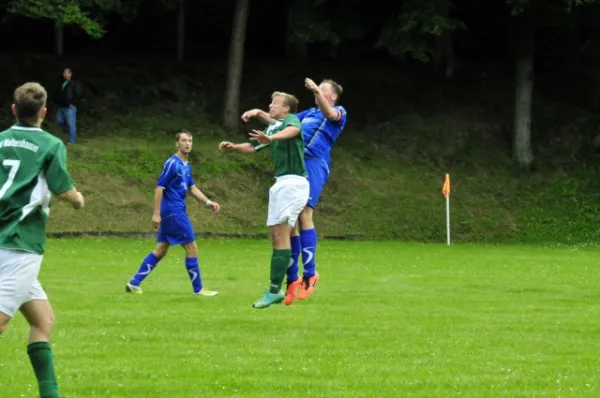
446, 193, 450, 246
442, 173, 451, 246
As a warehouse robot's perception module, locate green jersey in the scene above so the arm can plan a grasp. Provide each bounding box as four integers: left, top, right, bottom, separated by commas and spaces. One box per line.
252, 114, 307, 177
0, 125, 74, 255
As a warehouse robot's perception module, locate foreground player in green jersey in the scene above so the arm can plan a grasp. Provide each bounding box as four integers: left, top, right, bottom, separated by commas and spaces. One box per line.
219, 91, 309, 309
0, 82, 85, 398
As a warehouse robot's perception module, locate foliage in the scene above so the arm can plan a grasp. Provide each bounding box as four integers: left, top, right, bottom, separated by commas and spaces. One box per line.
376, 0, 465, 63
289, 0, 365, 47
6, 0, 105, 37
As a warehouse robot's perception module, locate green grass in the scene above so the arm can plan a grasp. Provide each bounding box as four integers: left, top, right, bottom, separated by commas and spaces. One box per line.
2, 238, 600, 397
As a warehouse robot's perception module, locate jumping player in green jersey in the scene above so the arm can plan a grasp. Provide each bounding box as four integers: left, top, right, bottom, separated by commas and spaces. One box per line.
0, 82, 85, 398
219, 91, 309, 309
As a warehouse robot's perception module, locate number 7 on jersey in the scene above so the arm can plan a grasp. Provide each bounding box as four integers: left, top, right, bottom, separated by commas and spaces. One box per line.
0, 159, 21, 199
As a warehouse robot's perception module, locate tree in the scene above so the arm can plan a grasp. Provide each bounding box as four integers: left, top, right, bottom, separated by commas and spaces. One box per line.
160, 0, 187, 61
376, 0, 464, 70
6, 0, 144, 56
507, 0, 600, 168
7, 0, 105, 39
223, 0, 249, 129
286, 0, 365, 60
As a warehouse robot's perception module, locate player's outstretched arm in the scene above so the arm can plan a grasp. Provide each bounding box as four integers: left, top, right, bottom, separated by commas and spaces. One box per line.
249, 127, 299, 143
241, 109, 275, 125
58, 188, 84, 209
219, 141, 257, 154
189, 186, 220, 214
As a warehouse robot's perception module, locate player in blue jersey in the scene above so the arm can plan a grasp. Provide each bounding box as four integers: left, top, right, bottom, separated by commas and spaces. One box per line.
241, 78, 347, 305
125, 131, 221, 296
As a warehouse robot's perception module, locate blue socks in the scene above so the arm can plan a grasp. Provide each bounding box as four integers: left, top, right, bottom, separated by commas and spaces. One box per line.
300, 228, 318, 278
287, 235, 301, 282
130, 253, 160, 286
185, 257, 203, 293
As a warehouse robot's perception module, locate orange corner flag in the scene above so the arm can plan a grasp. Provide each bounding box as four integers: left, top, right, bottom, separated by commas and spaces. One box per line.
442, 173, 451, 198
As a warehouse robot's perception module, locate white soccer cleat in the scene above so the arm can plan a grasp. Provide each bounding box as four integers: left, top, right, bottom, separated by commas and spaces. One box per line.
125, 283, 143, 294
194, 289, 219, 297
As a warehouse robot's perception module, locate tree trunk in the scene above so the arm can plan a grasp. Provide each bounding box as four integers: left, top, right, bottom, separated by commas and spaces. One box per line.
434, 31, 457, 79
223, 0, 249, 128
176, 0, 185, 62
286, 0, 307, 60
513, 11, 535, 168
54, 21, 63, 57
583, 29, 600, 109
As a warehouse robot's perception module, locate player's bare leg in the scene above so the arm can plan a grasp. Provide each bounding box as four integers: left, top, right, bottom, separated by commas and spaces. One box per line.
126, 242, 169, 294
183, 241, 218, 297
253, 222, 292, 309
0, 311, 11, 335
20, 299, 61, 398
285, 224, 302, 305
298, 206, 320, 300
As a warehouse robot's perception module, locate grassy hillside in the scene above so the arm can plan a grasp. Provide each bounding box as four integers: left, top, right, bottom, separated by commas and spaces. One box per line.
3, 54, 600, 244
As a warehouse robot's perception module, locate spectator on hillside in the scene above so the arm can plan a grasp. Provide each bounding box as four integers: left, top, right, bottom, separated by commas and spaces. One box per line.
56, 67, 80, 145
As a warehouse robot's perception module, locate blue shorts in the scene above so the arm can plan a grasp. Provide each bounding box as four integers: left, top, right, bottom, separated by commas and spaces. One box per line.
157, 213, 195, 245
305, 157, 330, 209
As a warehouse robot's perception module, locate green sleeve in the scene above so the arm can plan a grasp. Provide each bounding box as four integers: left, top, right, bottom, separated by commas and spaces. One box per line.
45, 141, 74, 195
284, 115, 302, 131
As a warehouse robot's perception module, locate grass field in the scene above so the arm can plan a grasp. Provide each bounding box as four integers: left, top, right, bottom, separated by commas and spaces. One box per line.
2, 238, 600, 397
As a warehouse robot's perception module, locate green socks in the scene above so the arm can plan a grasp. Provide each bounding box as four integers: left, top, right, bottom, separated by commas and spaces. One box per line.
269, 249, 291, 294
27, 341, 60, 398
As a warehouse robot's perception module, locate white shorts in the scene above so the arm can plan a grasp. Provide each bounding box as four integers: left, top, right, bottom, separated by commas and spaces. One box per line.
0, 248, 46, 318
267, 175, 310, 227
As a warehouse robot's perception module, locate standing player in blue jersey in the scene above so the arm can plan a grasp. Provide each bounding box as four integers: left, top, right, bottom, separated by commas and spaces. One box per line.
241, 78, 347, 305
125, 131, 221, 296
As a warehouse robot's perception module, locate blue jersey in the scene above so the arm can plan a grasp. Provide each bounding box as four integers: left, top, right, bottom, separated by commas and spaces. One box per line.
295, 105, 347, 166
156, 154, 195, 216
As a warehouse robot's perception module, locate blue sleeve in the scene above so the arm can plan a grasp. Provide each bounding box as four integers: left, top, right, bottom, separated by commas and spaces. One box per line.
157, 158, 177, 188
187, 165, 195, 188
295, 109, 310, 121
332, 106, 347, 125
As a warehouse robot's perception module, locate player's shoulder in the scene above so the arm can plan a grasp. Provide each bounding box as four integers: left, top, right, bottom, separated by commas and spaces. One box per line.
285, 113, 301, 124
1, 125, 64, 149
163, 154, 178, 165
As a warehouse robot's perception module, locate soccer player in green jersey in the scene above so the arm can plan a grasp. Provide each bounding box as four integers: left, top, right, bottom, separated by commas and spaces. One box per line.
0, 82, 85, 398
219, 91, 309, 309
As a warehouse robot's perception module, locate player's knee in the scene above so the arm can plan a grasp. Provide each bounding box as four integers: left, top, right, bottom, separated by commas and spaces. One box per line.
153, 246, 168, 259
271, 225, 292, 248
154, 249, 168, 259
299, 207, 314, 225
184, 242, 198, 257
0, 314, 11, 335
31, 313, 55, 336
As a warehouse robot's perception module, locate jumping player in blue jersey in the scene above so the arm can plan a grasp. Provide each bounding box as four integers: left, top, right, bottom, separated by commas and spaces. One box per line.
125, 131, 221, 296
241, 78, 347, 305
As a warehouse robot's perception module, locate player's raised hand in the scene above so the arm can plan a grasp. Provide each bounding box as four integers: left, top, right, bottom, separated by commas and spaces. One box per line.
151, 214, 161, 229
241, 109, 257, 122
304, 78, 319, 93
249, 129, 270, 144
219, 141, 235, 151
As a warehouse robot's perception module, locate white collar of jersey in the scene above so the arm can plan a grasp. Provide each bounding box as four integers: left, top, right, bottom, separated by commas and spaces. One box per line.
12, 125, 42, 132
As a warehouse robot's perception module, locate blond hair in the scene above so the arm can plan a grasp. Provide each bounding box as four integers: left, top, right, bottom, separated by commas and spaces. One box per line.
14, 82, 47, 125
272, 91, 299, 114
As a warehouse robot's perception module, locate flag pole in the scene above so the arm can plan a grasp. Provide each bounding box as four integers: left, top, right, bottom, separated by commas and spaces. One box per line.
442, 173, 451, 246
